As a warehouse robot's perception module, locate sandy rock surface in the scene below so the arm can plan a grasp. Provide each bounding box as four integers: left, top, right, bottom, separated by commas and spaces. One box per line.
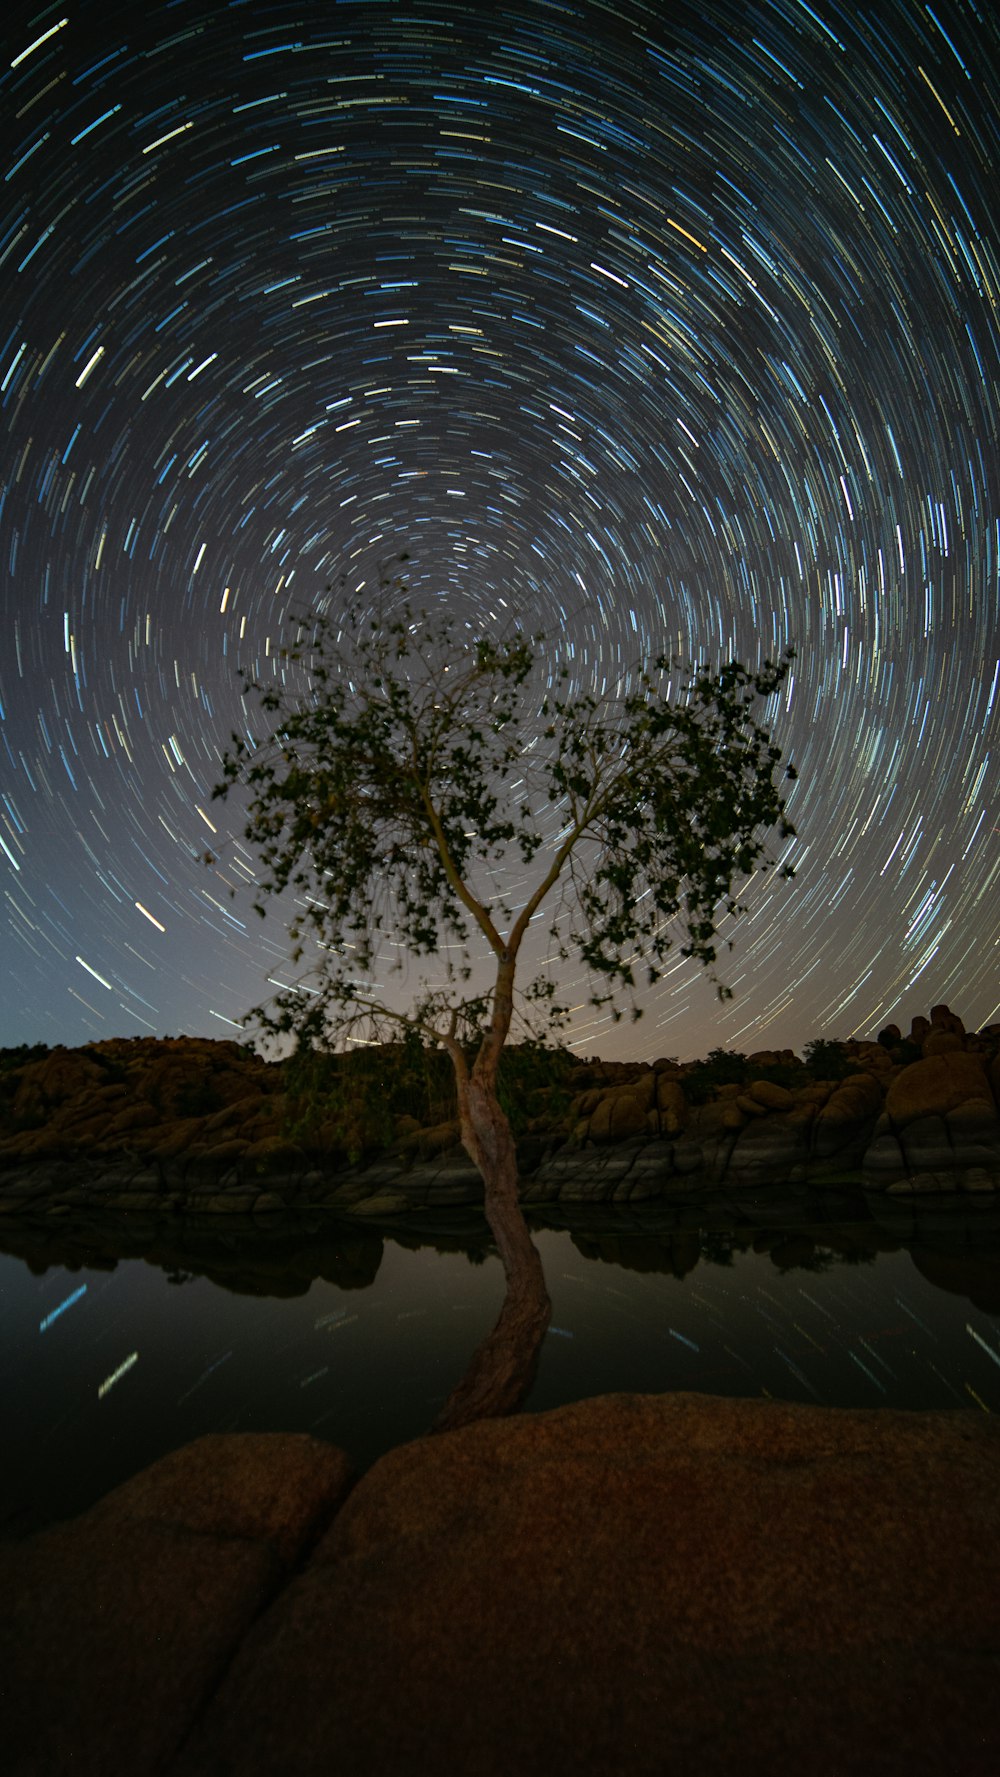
2, 1395, 998, 1777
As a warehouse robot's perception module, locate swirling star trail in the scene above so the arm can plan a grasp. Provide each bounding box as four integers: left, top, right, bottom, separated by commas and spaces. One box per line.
1, 0, 998, 1059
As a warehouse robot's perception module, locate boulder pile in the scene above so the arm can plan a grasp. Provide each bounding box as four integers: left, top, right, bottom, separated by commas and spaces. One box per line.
1, 1005, 999, 1219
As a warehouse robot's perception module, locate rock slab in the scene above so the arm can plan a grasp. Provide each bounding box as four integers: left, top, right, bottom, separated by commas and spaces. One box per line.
175, 1394, 1000, 1777
3, 1396, 997, 1776
0, 1434, 355, 1777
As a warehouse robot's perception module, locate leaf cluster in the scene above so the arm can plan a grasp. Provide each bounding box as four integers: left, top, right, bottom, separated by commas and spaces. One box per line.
801, 1038, 855, 1081
281, 1033, 574, 1154
213, 603, 797, 1046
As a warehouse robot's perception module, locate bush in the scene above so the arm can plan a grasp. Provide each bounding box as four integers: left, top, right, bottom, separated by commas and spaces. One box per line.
282, 1035, 575, 1157
0, 1042, 49, 1075
682, 1048, 749, 1102
802, 1038, 854, 1081
496, 1041, 576, 1133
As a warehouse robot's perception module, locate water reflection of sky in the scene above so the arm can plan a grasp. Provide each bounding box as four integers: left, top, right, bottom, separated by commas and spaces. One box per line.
2, 1218, 999, 1539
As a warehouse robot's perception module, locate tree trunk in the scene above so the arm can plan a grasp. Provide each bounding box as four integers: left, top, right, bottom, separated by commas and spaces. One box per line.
431, 1071, 551, 1433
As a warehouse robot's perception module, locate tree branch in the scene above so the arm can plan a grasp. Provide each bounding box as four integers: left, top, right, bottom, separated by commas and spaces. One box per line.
415, 761, 507, 961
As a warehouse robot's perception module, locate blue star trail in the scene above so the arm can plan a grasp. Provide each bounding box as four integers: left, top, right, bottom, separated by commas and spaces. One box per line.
1, 0, 998, 1059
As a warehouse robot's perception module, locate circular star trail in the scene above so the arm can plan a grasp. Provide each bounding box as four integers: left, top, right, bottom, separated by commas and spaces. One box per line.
1, 0, 998, 1060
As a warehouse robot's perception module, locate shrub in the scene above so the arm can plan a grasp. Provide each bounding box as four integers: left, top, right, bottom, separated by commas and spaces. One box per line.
682, 1048, 749, 1102
0, 1042, 49, 1075
802, 1038, 854, 1081
282, 1035, 575, 1157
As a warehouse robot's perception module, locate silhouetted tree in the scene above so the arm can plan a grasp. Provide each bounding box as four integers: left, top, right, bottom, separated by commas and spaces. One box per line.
214, 602, 796, 1429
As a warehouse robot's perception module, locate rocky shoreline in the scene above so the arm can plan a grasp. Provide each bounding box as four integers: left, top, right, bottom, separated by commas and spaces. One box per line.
2, 1002, 1000, 1223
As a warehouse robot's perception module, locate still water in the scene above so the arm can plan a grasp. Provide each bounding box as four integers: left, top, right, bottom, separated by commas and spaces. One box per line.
2, 1192, 999, 1538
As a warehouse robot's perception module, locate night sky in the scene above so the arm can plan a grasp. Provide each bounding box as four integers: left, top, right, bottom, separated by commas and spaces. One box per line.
1, 0, 998, 1063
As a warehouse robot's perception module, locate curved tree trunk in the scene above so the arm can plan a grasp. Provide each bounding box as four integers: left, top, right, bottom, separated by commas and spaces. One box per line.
431, 1070, 552, 1433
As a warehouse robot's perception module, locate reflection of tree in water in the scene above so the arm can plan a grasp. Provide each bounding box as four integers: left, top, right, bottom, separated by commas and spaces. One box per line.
699, 1232, 741, 1268
763, 1234, 880, 1274
767, 1238, 837, 1274
567, 1220, 891, 1282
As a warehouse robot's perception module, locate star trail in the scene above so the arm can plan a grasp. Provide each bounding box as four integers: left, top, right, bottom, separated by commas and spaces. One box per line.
1, 0, 998, 1060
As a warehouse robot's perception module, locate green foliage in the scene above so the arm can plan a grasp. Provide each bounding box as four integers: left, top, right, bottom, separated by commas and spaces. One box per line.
282, 1036, 575, 1157
283, 1037, 460, 1162
682, 1047, 749, 1101
802, 1039, 854, 1081
0, 1042, 49, 1075
282, 1046, 402, 1163
751, 1059, 805, 1089
496, 1042, 577, 1133
682, 1046, 808, 1102
213, 601, 796, 1058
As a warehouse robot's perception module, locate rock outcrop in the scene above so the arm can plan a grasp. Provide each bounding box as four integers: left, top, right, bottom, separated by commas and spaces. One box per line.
2, 1394, 998, 1776
2, 1006, 1000, 1218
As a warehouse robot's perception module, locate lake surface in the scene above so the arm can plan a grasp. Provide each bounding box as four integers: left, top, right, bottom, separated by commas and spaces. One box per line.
3, 1191, 999, 1538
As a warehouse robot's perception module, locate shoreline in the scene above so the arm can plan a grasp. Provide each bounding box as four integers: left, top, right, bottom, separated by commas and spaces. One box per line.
3, 1003, 1000, 1224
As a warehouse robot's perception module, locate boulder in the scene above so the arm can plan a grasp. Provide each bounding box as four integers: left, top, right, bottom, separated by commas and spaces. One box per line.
886, 1172, 959, 1194
930, 1002, 965, 1035
402, 1118, 460, 1159
720, 1100, 747, 1130
12, 1048, 105, 1122
148, 1117, 209, 1159
849, 1040, 894, 1071
0, 1126, 71, 1161
350, 1190, 412, 1216
885, 1053, 994, 1125
242, 1135, 308, 1173
922, 1030, 965, 1057
862, 1128, 907, 1180
175, 1395, 1000, 1777
654, 1075, 687, 1133
746, 1078, 794, 1111
735, 1093, 769, 1117
812, 1072, 884, 1159
587, 1089, 649, 1143
0, 1434, 355, 1777
897, 1113, 955, 1173
730, 1110, 813, 1182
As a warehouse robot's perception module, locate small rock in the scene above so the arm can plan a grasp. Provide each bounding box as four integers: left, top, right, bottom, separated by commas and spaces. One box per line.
350, 1191, 412, 1216
747, 1079, 794, 1111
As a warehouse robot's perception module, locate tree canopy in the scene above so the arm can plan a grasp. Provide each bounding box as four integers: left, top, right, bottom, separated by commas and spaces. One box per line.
214, 602, 797, 1058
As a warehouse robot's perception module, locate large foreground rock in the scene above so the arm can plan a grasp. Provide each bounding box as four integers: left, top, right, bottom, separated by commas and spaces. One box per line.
0, 1435, 355, 1776
2, 1395, 998, 1776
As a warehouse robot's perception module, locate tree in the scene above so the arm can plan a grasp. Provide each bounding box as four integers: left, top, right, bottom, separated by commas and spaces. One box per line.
213, 599, 796, 1430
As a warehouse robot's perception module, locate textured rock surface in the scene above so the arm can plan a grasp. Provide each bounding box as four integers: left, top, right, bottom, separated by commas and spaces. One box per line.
2, 1397, 997, 1777
884, 1052, 992, 1123
177, 1395, 1000, 1777
0, 1434, 355, 1777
